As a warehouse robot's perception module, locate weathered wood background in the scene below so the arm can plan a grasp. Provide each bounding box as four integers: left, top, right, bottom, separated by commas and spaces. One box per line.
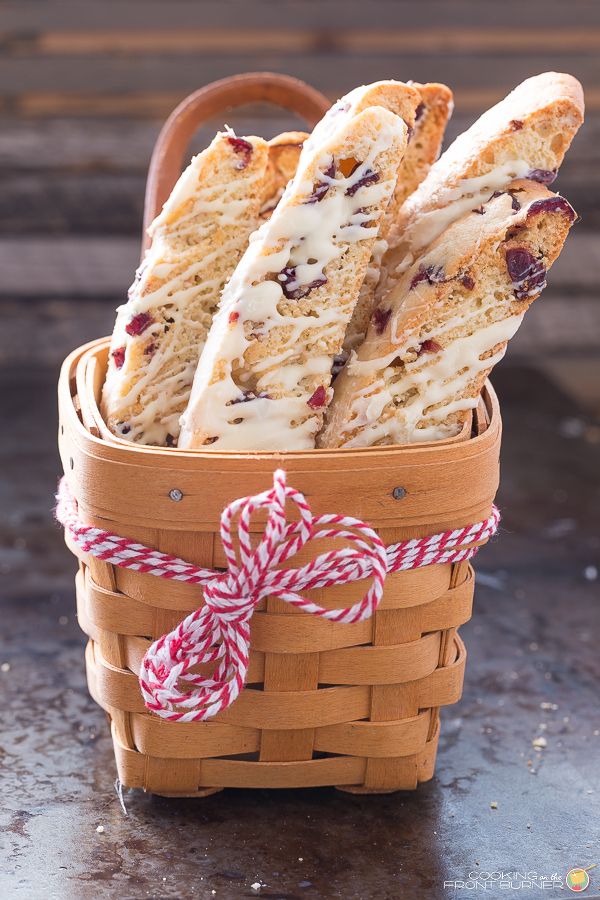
1, 0, 599, 370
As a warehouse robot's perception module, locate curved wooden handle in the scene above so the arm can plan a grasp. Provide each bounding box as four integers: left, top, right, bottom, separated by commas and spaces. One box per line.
142, 72, 331, 254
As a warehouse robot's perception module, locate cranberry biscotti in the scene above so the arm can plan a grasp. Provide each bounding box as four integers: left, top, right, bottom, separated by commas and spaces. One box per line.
178, 102, 409, 451
345, 81, 454, 353
319, 179, 576, 448
101, 131, 305, 446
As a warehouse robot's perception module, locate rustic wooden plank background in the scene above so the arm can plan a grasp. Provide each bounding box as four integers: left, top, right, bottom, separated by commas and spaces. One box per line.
1, 0, 599, 371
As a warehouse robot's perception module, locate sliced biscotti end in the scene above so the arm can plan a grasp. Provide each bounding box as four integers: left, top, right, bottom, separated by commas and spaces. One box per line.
305, 81, 420, 157
415, 73, 584, 205
320, 179, 576, 449
392, 81, 454, 209
343, 82, 454, 355
102, 132, 271, 446
178, 106, 408, 452
341, 80, 422, 127
259, 131, 308, 218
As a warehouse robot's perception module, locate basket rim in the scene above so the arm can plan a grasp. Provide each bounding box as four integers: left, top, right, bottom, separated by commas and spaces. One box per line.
59, 336, 500, 465
58, 338, 501, 531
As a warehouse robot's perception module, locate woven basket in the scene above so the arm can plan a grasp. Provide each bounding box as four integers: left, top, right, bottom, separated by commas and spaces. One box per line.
57, 74, 502, 796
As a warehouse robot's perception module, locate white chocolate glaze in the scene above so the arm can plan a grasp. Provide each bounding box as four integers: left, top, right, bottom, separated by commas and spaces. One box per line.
341, 313, 523, 447
179, 106, 406, 451
389, 159, 531, 277
102, 132, 269, 445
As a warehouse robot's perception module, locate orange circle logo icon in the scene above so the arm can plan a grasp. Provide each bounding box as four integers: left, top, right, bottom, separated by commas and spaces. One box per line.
566, 868, 590, 892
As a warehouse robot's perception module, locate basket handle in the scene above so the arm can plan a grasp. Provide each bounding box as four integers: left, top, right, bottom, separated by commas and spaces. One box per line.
142, 72, 331, 254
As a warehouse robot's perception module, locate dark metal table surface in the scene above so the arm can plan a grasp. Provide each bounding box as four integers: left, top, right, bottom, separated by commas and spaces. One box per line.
1, 363, 599, 900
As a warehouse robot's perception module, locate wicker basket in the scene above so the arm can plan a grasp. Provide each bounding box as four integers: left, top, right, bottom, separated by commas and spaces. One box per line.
57, 74, 502, 796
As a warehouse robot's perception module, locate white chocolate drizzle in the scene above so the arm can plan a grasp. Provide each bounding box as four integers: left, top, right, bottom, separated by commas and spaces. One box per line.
179, 108, 406, 451
341, 313, 523, 447
386, 159, 531, 281
102, 133, 268, 445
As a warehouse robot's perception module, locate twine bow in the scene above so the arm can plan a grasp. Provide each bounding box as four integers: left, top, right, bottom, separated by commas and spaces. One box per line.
139, 470, 388, 721
56, 470, 499, 723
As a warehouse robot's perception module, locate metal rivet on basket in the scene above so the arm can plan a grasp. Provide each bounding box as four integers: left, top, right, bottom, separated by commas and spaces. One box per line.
392, 486, 406, 500
169, 488, 184, 502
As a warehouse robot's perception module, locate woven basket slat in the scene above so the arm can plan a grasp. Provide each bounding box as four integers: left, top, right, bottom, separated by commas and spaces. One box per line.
79, 562, 475, 646
86, 634, 466, 728
259, 598, 320, 761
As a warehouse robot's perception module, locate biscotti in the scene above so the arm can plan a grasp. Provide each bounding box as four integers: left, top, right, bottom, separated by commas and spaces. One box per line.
178, 102, 409, 451
319, 179, 576, 448
345, 81, 454, 352
376, 72, 583, 302
392, 82, 454, 212
101, 131, 304, 447
259, 130, 307, 218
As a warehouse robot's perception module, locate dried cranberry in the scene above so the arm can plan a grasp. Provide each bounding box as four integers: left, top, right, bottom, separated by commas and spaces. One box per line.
228, 311, 240, 325
165, 433, 176, 447
414, 101, 425, 122
527, 196, 576, 222
491, 190, 521, 212
227, 136, 253, 169
346, 168, 380, 197
305, 160, 336, 204
410, 265, 445, 289
505, 247, 547, 299
111, 346, 126, 369
121, 424, 131, 435
144, 342, 157, 356
125, 312, 153, 337
410, 269, 429, 289
461, 274, 475, 290
278, 266, 327, 300
307, 385, 327, 409
509, 193, 522, 212
510, 119, 524, 130
417, 339, 442, 356
527, 168, 558, 185
371, 306, 391, 335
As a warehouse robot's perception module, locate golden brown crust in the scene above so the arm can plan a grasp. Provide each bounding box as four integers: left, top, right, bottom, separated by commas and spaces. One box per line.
346, 80, 422, 129
393, 82, 454, 210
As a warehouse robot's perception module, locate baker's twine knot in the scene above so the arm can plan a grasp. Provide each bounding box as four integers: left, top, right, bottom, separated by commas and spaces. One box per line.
143, 469, 388, 722
55, 470, 499, 723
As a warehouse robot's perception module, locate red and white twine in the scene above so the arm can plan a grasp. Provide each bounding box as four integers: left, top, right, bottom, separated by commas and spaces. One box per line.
56, 470, 499, 723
